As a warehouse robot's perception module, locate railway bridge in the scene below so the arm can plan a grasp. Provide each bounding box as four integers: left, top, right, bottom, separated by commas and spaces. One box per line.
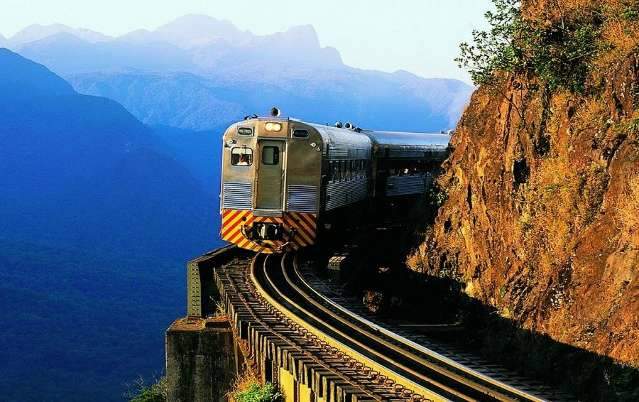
165, 246, 571, 402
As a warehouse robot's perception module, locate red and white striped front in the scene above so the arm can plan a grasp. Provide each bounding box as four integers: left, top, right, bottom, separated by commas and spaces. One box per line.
220, 209, 317, 253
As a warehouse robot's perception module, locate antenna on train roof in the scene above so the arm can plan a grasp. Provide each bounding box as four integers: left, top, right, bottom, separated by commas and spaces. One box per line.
270, 107, 281, 117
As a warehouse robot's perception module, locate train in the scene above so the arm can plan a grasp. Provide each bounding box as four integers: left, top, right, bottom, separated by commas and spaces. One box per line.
219, 109, 450, 253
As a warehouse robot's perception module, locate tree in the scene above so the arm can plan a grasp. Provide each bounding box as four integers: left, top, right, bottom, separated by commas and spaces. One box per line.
457, 0, 601, 93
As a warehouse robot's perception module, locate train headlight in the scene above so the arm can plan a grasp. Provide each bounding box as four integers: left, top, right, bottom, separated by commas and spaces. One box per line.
265, 122, 282, 132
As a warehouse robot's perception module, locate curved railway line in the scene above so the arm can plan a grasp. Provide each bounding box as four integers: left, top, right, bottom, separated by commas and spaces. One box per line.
212, 247, 570, 401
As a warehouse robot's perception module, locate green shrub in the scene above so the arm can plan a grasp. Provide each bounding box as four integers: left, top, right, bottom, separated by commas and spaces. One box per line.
127, 377, 167, 402
621, 4, 639, 21
235, 382, 282, 402
457, 0, 602, 93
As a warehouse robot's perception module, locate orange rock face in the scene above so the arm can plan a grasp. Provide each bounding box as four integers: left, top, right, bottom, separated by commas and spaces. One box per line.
411, 0, 639, 367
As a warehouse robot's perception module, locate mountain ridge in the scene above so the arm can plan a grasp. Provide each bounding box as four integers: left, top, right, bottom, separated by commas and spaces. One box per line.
69, 68, 471, 131
0, 48, 221, 402
9, 14, 472, 132
8, 23, 111, 46
0, 47, 215, 260
0, 48, 74, 97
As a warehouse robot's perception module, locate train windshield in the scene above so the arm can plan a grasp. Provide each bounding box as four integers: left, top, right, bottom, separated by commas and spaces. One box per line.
231, 147, 253, 166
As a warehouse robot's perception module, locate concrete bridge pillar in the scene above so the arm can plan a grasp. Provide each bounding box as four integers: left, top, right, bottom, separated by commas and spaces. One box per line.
166, 317, 237, 402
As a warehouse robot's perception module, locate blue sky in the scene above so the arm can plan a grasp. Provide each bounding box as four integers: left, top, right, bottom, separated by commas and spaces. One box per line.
0, 0, 493, 82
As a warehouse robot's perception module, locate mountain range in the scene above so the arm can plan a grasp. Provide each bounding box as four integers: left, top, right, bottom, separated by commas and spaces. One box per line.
0, 48, 216, 258
0, 48, 221, 402
5, 15, 473, 131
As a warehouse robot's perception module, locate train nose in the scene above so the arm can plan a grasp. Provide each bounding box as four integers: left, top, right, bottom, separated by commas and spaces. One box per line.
250, 222, 283, 241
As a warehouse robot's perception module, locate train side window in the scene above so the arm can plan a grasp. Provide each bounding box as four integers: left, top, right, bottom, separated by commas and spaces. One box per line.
262, 146, 279, 165
231, 147, 253, 166
293, 129, 309, 138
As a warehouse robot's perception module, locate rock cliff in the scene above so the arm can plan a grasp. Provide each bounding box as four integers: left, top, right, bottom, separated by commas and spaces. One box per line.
410, 0, 639, 367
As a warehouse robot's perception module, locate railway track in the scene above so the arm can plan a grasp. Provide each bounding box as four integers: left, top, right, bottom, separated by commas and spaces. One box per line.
282, 254, 574, 401
214, 248, 571, 401
216, 252, 415, 401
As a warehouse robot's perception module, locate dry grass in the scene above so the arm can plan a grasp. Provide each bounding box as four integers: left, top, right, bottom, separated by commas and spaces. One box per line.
519, 154, 579, 263
406, 237, 430, 272
228, 370, 282, 402
618, 175, 639, 237
228, 371, 260, 401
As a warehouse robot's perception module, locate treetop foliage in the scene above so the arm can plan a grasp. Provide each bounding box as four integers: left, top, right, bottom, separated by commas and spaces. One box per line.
457, 0, 602, 93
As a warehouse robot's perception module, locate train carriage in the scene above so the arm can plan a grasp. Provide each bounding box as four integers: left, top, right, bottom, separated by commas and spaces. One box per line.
219, 112, 450, 254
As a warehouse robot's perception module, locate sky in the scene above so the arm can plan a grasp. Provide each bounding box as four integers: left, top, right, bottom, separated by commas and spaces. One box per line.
0, 0, 493, 83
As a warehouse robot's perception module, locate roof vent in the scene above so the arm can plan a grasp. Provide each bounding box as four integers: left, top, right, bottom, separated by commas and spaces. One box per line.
344, 122, 353, 129
335, 121, 343, 128
270, 107, 281, 117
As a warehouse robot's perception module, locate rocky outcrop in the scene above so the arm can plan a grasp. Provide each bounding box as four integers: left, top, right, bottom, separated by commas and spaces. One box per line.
410, 0, 639, 367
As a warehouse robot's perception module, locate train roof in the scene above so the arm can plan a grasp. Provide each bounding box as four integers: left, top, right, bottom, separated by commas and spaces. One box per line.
365, 130, 450, 150
308, 123, 372, 159
308, 123, 372, 147
229, 116, 450, 158
306, 123, 450, 148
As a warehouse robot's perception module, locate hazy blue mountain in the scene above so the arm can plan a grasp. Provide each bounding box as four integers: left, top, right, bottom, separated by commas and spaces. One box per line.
70, 72, 244, 130
0, 48, 224, 402
15, 17, 340, 76
8, 23, 111, 46
13, 15, 472, 132
188, 24, 343, 73
0, 48, 216, 259
0, 34, 7, 47
121, 14, 252, 48
18, 32, 196, 74
0, 239, 185, 402
0, 46, 74, 97
69, 68, 471, 131
151, 125, 224, 196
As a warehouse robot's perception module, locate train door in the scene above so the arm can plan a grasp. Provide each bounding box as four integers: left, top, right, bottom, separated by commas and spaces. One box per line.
255, 139, 285, 209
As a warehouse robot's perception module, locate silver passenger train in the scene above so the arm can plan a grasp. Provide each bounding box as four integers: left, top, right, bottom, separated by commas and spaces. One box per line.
220, 110, 450, 253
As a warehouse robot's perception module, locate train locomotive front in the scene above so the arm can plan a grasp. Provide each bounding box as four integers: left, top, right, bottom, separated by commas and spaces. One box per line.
220, 117, 328, 253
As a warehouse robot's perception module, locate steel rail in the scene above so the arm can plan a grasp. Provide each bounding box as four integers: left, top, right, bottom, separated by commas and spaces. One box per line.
254, 252, 471, 401
281, 255, 519, 401
278, 253, 524, 401
290, 255, 550, 402
253, 253, 430, 400
232, 253, 385, 401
